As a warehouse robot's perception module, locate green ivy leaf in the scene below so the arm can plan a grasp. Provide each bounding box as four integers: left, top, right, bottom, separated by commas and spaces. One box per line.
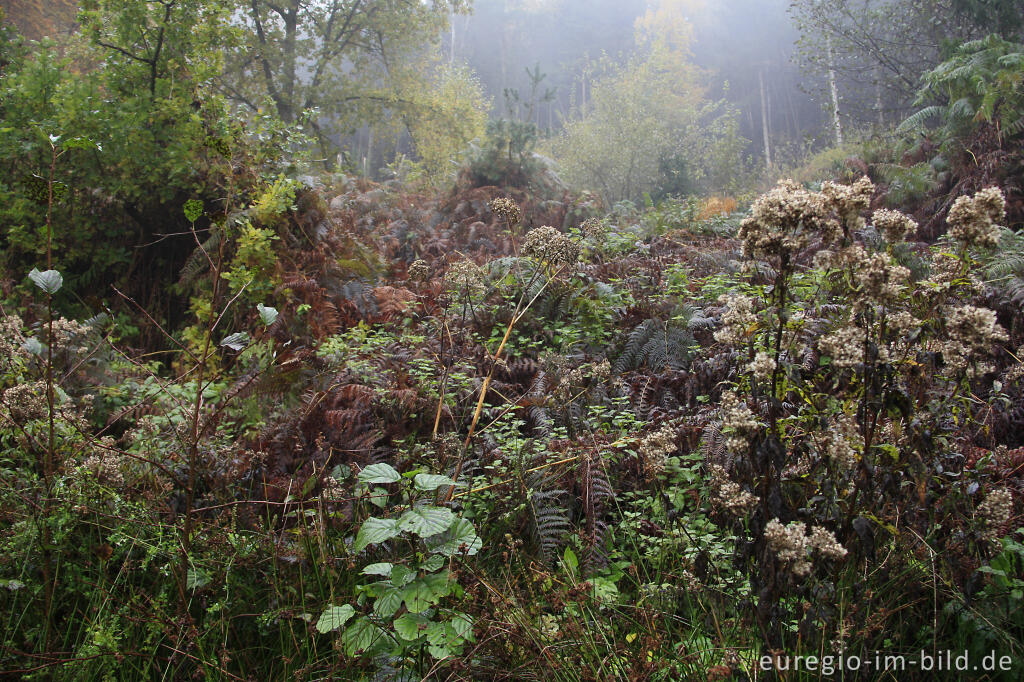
353, 517, 400, 552
257, 303, 278, 326
315, 604, 355, 633
357, 463, 401, 484
28, 268, 63, 295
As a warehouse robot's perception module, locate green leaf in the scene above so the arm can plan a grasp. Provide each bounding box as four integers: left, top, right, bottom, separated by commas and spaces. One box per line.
361, 562, 393, 577
342, 616, 383, 656
401, 578, 443, 612
449, 612, 474, 641
315, 604, 355, 633
390, 564, 416, 587
373, 588, 403, 617
398, 506, 455, 538
425, 620, 449, 647
428, 644, 453, 660
563, 547, 579, 573
220, 332, 249, 351
426, 517, 482, 556
413, 473, 458, 491
21, 338, 46, 356
28, 268, 63, 294
420, 554, 445, 572
183, 199, 203, 223
257, 303, 279, 326
353, 517, 400, 552
394, 612, 431, 641
357, 463, 401, 484
186, 568, 210, 590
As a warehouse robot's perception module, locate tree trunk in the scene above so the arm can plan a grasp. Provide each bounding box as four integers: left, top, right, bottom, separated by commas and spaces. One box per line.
760, 69, 772, 170
827, 36, 843, 146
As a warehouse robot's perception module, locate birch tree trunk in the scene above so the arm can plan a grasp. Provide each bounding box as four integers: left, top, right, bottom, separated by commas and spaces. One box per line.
827, 35, 843, 146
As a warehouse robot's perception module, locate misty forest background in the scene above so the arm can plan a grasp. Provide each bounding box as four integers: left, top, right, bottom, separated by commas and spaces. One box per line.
1, 0, 1024, 680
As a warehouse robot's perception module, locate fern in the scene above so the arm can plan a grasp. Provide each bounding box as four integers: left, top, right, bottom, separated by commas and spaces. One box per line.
986, 227, 1024, 305
614, 317, 697, 374
178, 227, 221, 288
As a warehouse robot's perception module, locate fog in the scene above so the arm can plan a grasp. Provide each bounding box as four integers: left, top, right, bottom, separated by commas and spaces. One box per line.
445, 0, 829, 167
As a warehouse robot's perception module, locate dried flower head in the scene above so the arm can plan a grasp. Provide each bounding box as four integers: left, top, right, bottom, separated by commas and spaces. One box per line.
822, 176, 874, 228
719, 391, 760, 452
946, 304, 1008, 351
407, 259, 430, 282
977, 488, 1013, 541
320, 475, 346, 501
708, 463, 759, 514
579, 217, 605, 238
0, 381, 49, 424
522, 225, 580, 266
80, 439, 126, 486
807, 525, 848, 560
855, 251, 910, 305
51, 318, 93, 354
819, 325, 866, 368
739, 180, 837, 259
0, 315, 29, 372
489, 196, 522, 226
637, 424, 676, 477
747, 351, 777, 382
765, 519, 812, 576
872, 209, 918, 243
714, 294, 758, 345
947, 187, 1005, 248
445, 259, 486, 297
825, 414, 862, 472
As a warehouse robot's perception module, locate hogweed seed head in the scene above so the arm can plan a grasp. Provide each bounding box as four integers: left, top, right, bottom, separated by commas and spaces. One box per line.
445, 259, 486, 297
407, 259, 430, 282
489, 196, 522, 226
522, 225, 580, 266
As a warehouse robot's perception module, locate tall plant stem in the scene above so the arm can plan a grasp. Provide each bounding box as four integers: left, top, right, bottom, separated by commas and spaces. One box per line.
445, 263, 560, 502
40, 139, 59, 651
